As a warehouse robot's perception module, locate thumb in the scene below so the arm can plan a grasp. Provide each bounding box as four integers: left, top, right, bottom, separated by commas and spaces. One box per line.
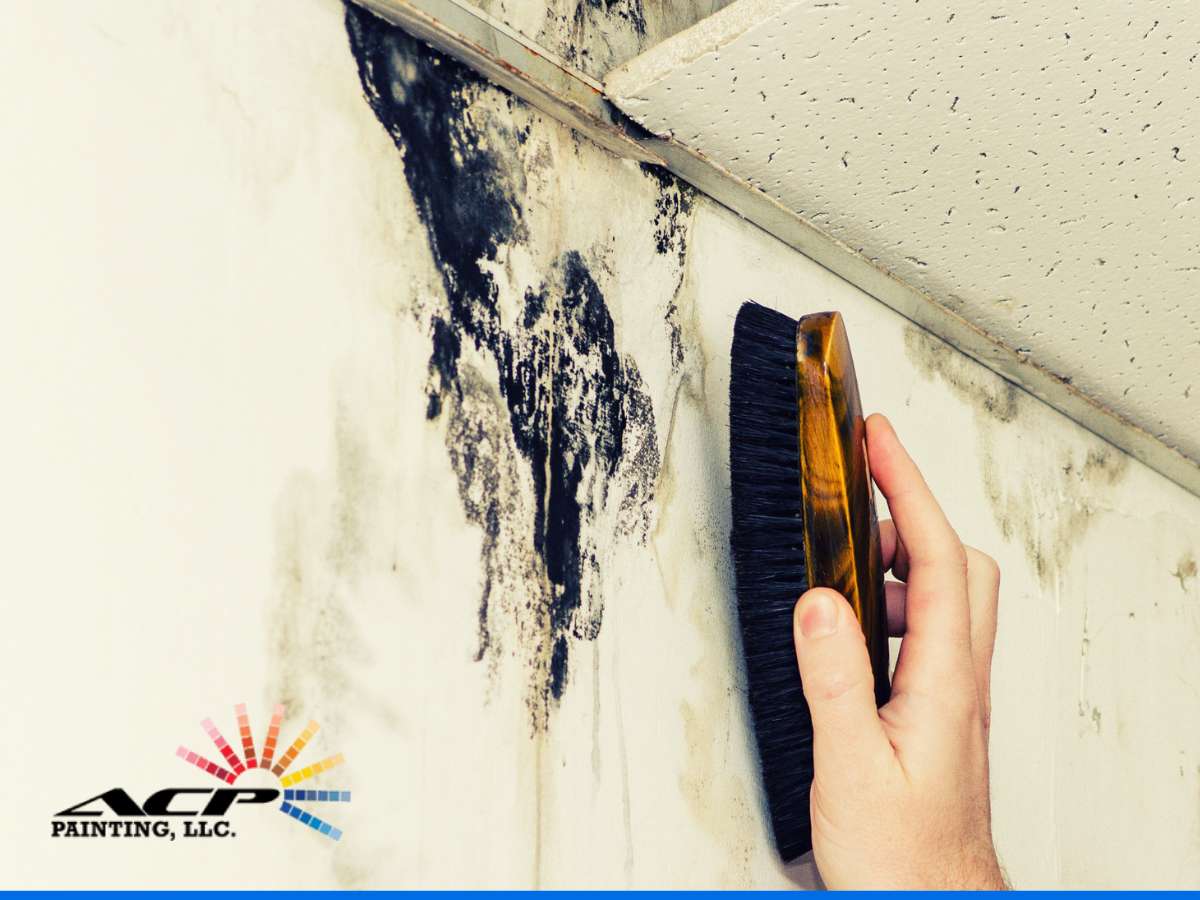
794, 588, 891, 779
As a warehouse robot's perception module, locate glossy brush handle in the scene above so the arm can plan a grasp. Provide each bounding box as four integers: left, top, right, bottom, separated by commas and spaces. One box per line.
796, 312, 891, 705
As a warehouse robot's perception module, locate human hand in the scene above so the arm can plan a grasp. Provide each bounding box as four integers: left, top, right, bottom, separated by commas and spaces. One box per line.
792, 413, 1006, 889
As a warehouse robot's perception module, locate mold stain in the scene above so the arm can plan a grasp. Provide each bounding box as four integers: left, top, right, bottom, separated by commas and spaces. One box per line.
642, 162, 697, 375
644, 255, 760, 883
268, 398, 373, 738
1076, 697, 1103, 735
903, 325, 1128, 588
643, 162, 695, 266
463, 0, 738, 80
1173, 552, 1198, 593
344, 7, 660, 728
577, 0, 647, 38
664, 411, 760, 884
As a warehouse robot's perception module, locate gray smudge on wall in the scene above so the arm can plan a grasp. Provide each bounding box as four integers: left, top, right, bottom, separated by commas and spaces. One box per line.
904, 325, 1128, 587
342, 6, 665, 728
473, 0, 736, 80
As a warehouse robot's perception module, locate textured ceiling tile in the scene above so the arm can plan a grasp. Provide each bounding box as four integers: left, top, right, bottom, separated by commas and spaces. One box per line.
608, 0, 1200, 461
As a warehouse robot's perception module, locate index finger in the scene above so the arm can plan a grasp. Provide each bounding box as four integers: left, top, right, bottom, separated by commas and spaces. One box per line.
866, 414, 973, 692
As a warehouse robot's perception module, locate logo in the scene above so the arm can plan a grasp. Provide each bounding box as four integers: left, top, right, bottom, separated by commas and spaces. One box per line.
53, 701, 350, 842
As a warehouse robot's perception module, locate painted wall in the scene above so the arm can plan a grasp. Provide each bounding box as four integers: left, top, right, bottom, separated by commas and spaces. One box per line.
4, 0, 1199, 888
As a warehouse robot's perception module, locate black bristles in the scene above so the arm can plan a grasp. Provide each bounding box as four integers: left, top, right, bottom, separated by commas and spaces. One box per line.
729, 300, 813, 861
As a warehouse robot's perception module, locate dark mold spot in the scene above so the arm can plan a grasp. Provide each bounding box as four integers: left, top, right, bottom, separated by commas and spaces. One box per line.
548, 635, 569, 700
641, 162, 695, 263
577, 0, 647, 38
639, 163, 695, 374
345, 7, 659, 726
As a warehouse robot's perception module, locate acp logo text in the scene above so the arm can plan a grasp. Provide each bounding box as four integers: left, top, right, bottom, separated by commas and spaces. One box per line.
53, 788, 279, 839
51, 701, 350, 841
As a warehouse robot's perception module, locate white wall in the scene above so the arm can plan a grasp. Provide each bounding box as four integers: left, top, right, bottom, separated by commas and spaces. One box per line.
3, 0, 1199, 888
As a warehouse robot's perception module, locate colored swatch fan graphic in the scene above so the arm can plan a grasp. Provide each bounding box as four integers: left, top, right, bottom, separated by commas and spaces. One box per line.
176, 703, 349, 841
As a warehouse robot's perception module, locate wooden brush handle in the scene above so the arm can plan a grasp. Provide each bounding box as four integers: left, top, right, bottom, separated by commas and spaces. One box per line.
796, 312, 891, 704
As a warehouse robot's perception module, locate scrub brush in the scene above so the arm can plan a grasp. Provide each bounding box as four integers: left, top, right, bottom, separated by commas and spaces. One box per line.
729, 301, 891, 861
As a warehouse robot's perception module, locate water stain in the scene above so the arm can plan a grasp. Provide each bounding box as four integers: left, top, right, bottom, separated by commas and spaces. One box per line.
1173, 552, 1198, 593
902, 325, 1019, 424
268, 397, 373, 737
344, 7, 660, 727
668, 458, 760, 885
647, 262, 760, 883
904, 325, 1128, 587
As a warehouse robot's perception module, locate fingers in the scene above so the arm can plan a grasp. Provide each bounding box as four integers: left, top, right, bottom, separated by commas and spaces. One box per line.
885, 580, 907, 636
883, 553, 999, 698
794, 588, 892, 783
964, 546, 1000, 723
879, 519, 911, 581
866, 414, 973, 694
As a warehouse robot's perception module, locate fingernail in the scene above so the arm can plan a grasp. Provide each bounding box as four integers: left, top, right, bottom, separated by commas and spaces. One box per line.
798, 591, 839, 639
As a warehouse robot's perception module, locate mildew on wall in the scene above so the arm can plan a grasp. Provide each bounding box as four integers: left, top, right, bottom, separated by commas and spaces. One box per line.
348, 10, 661, 723
267, 6, 702, 731
904, 326, 1129, 587
471, 0, 736, 79
11, 0, 1200, 889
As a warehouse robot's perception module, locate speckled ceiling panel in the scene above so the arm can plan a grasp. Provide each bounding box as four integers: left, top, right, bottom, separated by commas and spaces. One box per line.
607, 0, 1200, 461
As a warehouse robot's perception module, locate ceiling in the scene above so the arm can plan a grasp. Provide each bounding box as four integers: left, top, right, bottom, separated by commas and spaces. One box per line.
606, 0, 1200, 463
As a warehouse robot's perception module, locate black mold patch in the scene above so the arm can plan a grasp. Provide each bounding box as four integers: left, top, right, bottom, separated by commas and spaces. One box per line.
639, 163, 694, 374
345, 7, 659, 726
580, 0, 648, 37
642, 163, 694, 264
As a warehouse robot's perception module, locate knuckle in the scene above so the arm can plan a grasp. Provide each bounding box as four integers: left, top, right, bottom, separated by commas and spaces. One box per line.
805, 667, 868, 704
966, 547, 1001, 585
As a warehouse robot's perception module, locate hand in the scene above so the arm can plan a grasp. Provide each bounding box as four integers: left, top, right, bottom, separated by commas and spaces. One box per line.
792, 414, 1006, 889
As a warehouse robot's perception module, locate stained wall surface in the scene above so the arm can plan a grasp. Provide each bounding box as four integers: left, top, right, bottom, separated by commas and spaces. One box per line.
607, 0, 1200, 463
469, 0, 735, 79
4, 0, 1200, 888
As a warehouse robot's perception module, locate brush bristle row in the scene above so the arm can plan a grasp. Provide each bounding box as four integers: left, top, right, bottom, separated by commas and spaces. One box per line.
729, 300, 813, 861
